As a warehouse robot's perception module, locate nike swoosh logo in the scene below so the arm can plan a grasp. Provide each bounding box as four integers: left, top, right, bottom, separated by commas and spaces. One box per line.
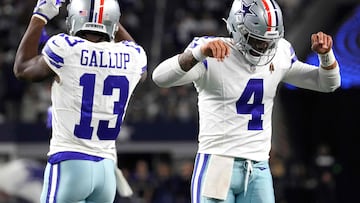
52, 40, 59, 47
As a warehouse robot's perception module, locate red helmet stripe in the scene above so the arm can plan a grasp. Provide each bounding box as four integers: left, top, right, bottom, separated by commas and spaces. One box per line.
98, 0, 105, 23
261, 0, 272, 31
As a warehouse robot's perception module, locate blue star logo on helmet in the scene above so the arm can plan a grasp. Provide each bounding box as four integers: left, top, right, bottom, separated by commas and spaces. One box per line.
239, 3, 255, 18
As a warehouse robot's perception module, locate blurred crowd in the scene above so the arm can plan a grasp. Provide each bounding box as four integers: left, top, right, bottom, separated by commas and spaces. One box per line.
0, 0, 341, 203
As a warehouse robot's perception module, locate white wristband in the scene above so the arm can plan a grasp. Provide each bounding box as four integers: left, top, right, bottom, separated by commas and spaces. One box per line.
33, 14, 48, 24
318, 49, 336, 67
191, 45, 207, 62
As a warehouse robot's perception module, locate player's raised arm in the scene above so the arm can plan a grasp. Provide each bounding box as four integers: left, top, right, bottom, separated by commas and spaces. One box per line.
114, 23, 147, 81
13, 0, 63, 82
114, 23, 135, 42
113, 20, 146, 80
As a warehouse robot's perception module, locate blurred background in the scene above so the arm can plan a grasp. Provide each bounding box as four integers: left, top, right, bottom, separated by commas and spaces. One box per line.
0, 0, 359, 202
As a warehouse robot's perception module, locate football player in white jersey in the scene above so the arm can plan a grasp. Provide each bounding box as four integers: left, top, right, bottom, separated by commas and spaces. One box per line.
13, 0, 147, 202
152, 0, 341, 202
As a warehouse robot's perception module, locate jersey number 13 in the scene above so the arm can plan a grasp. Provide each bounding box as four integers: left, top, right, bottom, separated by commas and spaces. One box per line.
74, 73, 129, 140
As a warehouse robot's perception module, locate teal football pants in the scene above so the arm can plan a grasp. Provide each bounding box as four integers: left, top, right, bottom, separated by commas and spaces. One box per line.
40, 159, 116, 203
191, 153, 275, 203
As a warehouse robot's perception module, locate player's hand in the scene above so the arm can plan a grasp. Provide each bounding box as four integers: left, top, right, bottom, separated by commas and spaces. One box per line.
311, 32, 333, 54
33, 0, 64, 24
201, 39, 230, 61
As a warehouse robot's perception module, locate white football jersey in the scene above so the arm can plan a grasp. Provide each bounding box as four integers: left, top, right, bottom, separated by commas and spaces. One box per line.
152, 36, 340, 161
42, 33, 147, 161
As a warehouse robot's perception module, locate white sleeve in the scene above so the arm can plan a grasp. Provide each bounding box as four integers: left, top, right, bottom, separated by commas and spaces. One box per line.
41, 33, 71, 74
283, 60, 341, 92
152, 54, 205, 88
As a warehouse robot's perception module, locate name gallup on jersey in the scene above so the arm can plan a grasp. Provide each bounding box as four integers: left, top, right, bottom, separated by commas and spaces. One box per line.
80, 49, 130, 69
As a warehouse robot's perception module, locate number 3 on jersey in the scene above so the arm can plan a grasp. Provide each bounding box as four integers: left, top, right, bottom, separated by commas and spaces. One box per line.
236, 79, 264, 130
74, 73, 129, 140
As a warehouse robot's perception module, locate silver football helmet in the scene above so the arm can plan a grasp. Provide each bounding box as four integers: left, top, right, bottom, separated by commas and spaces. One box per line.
66, 0, 121, 41
225, 0, 284, 65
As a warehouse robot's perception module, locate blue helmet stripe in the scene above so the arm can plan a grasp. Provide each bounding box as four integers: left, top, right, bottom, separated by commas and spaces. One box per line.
89, 0, 95, 22
269, 0, 279, 27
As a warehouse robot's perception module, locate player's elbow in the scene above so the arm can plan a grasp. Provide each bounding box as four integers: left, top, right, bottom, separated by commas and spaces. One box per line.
13, 64, 48, 82
152, 72, 171, 88
13, 56, 34, 81
319, 66, 341, 92
321, 80, 341, 92
151, 65, 170, 87
13, 63, 26, 81
152, 56, 185, 88
326, 83, 341, 92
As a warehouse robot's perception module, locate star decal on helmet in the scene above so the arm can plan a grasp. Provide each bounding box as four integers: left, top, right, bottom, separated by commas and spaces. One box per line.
240, 3, 255, 18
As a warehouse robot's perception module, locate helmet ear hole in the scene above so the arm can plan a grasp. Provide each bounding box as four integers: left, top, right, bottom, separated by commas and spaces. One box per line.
238, 25, 248, 35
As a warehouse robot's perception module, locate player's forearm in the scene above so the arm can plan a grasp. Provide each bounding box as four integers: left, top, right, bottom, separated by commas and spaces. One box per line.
178, 51, 199, 72
14, 17, 44, 78
152, 54, 202, 87
152, 55, 186, 87
317, 49, 340, 90
319, 64, 341, 92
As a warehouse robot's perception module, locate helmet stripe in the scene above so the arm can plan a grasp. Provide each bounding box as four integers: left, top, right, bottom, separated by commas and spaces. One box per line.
261, 0, 272, 31
88, 0, 104, 23
269, 0, 279, 27
89, 0, 95, 22
98, 0, 105, 23
262, 0, 279, 32
92, 0, 100, 22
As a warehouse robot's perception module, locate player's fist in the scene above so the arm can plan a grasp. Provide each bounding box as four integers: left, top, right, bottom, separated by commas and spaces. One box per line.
311, 32, 333, 54
33, 0, 64, 24
202, 39, 230, 61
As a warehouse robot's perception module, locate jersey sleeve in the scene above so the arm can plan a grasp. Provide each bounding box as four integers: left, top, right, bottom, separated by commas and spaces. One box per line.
276, 38, 298, 67
288, 43, 298, 65
41, 33, 71, 75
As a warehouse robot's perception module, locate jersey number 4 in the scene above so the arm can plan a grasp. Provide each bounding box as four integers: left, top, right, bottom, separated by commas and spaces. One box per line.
74, 73, 129, 140
236, 79, 264, 130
